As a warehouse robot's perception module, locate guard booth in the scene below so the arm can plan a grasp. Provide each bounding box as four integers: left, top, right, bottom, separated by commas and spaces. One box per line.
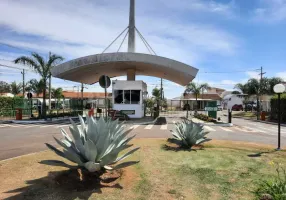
112, 80, 147, 118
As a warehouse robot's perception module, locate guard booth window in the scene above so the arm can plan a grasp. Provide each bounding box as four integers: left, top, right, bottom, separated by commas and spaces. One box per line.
114, 90, 124, 104
114, 90, 140, 104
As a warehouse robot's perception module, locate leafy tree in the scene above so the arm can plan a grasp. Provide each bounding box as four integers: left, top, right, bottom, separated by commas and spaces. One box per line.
231, 90, 241, 94
184, 82, 209, 113
10, 81, 22, 95
234, 83, 249, 94
14, 52, 64, 118
267, 77, 284, 94
51, 87, 64, 109
0, 81, 11, 93
51, 87, 64, 99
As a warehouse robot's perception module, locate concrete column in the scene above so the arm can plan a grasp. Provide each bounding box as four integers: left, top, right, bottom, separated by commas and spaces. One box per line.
127, 69, 136, 80
128, 0, 135, 52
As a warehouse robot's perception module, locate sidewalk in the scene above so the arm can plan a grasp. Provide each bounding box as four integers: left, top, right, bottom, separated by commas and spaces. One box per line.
232, 116, 286, 127
191, 118, 233, 127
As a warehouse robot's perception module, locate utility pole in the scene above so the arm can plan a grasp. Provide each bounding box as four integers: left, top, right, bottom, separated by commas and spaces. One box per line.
21, 69, 25, 98
160, 78, 163, 111
257, 66, 266, 120
48, 52, 52, 110
81, 83, 84, 111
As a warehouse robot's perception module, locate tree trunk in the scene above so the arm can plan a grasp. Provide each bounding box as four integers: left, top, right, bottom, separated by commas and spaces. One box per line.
42, 80, 47, 119
256, 95, 259, 120
195, 95, 198, 114
48, 75, 51, 110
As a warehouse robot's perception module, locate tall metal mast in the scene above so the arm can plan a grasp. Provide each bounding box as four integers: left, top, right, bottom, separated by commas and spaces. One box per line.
127, 0, 136, 80
128, 0, 135, 53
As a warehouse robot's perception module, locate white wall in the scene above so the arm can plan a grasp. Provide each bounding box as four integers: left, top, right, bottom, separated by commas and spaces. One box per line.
112, 80, 147, 118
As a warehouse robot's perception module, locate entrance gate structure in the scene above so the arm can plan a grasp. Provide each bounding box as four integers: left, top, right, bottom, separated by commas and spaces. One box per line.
51, 0, 199, 119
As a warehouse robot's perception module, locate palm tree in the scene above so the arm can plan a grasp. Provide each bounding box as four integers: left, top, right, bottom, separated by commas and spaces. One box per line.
51, 87, 64, 109
234, 83, 249, 94
10, 81, 22, 95
26, 79, 46, 97
14, 52, 64, 118
152, 87, 161, 100
184, 82, 209, 113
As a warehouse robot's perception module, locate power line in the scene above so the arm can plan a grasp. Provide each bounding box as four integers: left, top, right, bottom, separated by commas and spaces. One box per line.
0, 63, 35, 72
200, 69, 258, 74
0, 42, 34, 53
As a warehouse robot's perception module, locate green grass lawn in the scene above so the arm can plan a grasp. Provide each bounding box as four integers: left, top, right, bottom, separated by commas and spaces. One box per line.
1, 139, 285, 200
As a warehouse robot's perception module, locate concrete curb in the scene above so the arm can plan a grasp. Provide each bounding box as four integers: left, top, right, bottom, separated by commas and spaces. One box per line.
0, 150, 48, 162
233, 116, 286, 127
191, 118, 233, 127
10, 117, 79, 124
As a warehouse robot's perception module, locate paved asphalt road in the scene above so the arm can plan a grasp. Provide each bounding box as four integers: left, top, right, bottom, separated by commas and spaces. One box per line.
0, 118, 285, 160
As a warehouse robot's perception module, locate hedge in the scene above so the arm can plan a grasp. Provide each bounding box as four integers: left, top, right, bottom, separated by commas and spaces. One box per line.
270, 94, 286, 123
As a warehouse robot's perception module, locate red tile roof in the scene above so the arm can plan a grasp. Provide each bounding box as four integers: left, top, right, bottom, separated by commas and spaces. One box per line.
34, 91, 111, 99
184, 93, 222, 100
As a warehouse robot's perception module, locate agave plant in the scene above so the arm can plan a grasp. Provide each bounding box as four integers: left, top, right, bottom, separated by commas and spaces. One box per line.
170, 120, 210, 148
40, 116, 140, 172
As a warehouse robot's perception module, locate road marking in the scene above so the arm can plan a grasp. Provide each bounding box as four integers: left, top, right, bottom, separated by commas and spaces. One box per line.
3, 124, 18, 128
244, 126, 268, 133
145, 125, 153, 129
40, 125, 56, 128
219, 127, 233, 132
204, 126, 216, 131
21, 125, 34, 128
160, 124, 168, 130
0, 124, 11, 127
252, 126, 276, 132
131, 125, 140, 129
57, 124, 70, 128
233, 126, 251, 132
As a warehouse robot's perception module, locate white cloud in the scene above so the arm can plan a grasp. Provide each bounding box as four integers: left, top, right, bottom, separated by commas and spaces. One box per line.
246, 71, 260, 79
252, 0, 286, 22
0, 0, 240, 63
276, 71, 286, 81
0, 0, 242, 98
154, 0, 236, 17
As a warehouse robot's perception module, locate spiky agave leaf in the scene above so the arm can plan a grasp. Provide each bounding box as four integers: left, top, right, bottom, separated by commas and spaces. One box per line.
170, 120, 210, 148
42, 116, 140, 173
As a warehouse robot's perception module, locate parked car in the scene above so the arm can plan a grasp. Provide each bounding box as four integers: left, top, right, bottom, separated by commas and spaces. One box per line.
232, 104, 243, 111
217, 105, 223, 111
245, 104, 257, 111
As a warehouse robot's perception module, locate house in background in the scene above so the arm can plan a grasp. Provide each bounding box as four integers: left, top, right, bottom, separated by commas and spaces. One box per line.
168, 87, 225, 110
32, 91, 112, 109
0, 93, 14, 97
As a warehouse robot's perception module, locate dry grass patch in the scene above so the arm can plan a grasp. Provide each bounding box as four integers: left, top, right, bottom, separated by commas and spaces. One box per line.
1, 139, 286, 200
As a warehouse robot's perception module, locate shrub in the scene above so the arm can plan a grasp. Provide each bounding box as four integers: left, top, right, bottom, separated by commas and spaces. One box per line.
194, 113, 216, 122
270, 94, 286, 123
170, 120, 211, 149
254, 165, 286, 200
41, 116, 140, 173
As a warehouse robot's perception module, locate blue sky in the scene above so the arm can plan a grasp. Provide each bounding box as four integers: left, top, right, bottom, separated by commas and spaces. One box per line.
0, 0, 286, 98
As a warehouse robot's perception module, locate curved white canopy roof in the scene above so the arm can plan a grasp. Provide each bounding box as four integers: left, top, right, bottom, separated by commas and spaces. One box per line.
52, 52, 198, 86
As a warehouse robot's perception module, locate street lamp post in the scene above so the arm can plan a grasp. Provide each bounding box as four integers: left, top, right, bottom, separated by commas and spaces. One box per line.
273, 83, 285, 150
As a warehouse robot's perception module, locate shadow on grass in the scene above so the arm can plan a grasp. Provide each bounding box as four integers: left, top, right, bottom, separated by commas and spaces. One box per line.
4, 169, 123, 200
247, 149, 277, 158
161, 138, 206, 152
